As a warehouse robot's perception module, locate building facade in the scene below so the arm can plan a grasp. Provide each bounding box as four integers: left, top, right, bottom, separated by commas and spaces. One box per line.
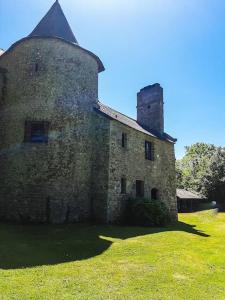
0, 1, 177, 224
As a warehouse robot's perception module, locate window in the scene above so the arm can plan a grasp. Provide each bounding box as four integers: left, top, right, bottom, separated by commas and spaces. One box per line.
35, 63, 39, 72
145, 141, 154, 161
24, 121, 49, 143
151, 188, 159, 200
136, 180, 144, 198
121, 178, 127, 194
122, 132, 127, 148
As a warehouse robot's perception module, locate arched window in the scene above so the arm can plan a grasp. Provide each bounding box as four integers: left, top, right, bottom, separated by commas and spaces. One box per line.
151, 188, 159, 200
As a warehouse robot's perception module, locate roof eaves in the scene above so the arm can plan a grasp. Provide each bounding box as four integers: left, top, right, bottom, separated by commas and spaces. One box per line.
0, 36, 105, 73
176, 189, 205, 200
96, 102, 177, 143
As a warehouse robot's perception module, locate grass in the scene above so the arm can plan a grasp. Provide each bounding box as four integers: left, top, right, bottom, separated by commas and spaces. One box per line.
0, 210, 225, 300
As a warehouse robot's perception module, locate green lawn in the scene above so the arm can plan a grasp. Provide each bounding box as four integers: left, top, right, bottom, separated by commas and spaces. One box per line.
0, 211, 224, 300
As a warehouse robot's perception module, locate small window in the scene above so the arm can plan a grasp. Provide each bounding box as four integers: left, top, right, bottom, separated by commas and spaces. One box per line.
136, 180, 144, 198
145, 141, 154, 161
151, 188, 159, 200
24, 121, 49, 143
122, 132, 127, 148
121, 178, 127, 194
35, 63, 39, 72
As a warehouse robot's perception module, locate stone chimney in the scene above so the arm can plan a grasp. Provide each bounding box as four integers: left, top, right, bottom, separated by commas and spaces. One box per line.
137, 83, 164, 135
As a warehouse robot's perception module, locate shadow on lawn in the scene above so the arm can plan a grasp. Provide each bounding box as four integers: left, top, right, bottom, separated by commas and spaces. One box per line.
0, 221, 209, 270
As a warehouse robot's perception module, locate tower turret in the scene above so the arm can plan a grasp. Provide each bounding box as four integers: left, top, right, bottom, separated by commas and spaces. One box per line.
29, 0, 78, 44
0, 0, 104, 224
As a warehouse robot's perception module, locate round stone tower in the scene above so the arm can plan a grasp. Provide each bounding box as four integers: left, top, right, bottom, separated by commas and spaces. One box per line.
0, 1, 104, 223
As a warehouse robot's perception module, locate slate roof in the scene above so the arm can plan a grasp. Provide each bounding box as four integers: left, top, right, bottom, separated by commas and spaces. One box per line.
96, 102, 177, 143
29, 0, 78, 44
176, 189, 204, 200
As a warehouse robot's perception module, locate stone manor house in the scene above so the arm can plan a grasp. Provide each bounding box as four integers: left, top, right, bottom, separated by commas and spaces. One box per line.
0, 1, 177, 224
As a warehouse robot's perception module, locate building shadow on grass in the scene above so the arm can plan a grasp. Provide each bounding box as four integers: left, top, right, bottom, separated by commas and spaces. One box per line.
0, 221, 210, 270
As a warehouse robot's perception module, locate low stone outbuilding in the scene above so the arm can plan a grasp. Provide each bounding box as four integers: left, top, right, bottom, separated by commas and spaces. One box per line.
177, 189, 208, 212
0, 1, 177, 224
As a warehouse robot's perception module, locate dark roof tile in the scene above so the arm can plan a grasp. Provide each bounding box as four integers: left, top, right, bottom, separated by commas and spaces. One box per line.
96, 102, 177, 143
29, 1, 78, 44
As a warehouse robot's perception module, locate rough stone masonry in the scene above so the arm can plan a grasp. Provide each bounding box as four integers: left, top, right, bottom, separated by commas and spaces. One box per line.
0, 1, 177, 224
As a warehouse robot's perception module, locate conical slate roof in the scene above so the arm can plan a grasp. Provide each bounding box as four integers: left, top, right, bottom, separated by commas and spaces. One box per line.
29, 0, 78, 44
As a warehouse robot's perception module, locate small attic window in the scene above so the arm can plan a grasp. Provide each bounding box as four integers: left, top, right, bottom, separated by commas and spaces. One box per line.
24, 121, 49, 143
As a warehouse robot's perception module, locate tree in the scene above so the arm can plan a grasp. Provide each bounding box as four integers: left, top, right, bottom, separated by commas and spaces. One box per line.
176, 143, 217, 192
176, 143, 225, 211
201, 148, 225, 211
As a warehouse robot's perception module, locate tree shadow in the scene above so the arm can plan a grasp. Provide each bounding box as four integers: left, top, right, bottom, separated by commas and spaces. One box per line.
0, 221, 210, 270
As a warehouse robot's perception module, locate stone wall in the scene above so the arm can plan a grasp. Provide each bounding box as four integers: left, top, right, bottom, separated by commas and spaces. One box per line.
107, 120, 177, 223
0, 37, 177, 225
0, 37, 100, 223
91, 112, 110, 223
0, 68, 6, 149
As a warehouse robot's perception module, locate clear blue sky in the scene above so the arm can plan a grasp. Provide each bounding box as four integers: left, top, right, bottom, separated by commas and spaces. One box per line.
1, 0, 225, 158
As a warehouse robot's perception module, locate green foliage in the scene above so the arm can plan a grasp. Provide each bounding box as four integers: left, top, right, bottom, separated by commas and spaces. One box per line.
176, 143, 217, 192
202, 148, 225, 210
124, 198, 171, 226
176, 143, 225, 210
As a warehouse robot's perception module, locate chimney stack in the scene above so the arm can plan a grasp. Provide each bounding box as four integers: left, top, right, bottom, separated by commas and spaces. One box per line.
137, 83, 164, 135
